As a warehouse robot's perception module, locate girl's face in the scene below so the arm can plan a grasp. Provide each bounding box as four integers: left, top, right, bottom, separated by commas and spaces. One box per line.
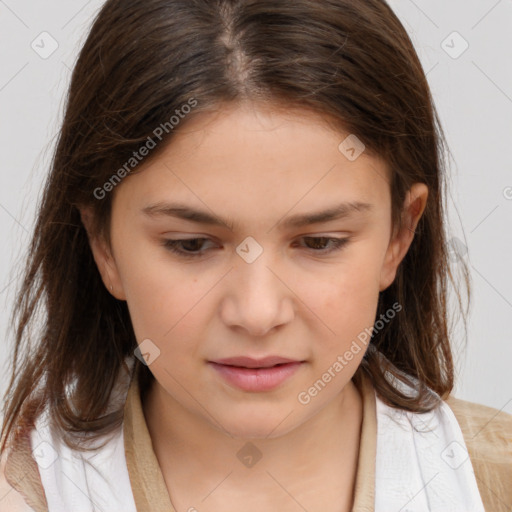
85, 101, 427, 438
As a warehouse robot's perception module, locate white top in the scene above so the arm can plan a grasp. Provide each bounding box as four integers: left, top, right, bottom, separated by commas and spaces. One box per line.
375, 375, 485, 511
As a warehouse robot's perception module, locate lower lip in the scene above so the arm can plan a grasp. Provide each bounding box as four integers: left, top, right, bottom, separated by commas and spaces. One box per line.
208, 362, 303, 392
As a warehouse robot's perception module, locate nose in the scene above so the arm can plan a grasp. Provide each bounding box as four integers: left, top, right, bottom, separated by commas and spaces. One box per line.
219, 251, 295, 337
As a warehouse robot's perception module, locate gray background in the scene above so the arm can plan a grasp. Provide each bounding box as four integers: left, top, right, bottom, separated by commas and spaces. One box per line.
1, 0, 511, 416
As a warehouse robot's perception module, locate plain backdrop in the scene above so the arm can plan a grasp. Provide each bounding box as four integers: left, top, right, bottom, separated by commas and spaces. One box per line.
1, 0, 511, 418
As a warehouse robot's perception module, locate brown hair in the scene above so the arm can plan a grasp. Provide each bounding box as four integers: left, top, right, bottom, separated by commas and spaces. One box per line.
1, 0, 470, 453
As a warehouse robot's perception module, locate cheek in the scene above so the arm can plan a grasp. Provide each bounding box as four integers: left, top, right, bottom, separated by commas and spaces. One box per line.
121, 271, 204, 378
296, 256, 381, 352
113, 240, 199, 343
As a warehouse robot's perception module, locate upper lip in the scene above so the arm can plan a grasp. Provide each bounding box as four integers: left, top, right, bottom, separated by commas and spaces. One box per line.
210, 356, 302, 368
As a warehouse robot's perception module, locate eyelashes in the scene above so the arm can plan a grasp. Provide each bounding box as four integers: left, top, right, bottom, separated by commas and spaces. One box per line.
161, 236, 350, 259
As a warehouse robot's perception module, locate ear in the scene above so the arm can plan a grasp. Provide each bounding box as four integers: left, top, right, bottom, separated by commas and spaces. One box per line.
79, 206, 126, 300
379, 182, 428, 292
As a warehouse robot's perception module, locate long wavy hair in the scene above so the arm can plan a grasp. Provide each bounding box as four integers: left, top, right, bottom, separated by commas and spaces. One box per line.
1, 0, 470, 453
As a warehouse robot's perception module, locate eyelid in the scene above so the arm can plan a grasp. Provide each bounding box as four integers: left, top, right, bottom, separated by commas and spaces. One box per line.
161, 235, 351, 259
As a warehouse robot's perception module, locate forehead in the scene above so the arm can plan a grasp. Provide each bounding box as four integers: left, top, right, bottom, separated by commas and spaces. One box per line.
156, 101, 380, 164
115, 102, 391, 217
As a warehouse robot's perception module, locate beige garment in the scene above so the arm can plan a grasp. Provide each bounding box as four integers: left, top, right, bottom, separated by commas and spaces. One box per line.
444, 393, 512, 512
2, 369, 511, 511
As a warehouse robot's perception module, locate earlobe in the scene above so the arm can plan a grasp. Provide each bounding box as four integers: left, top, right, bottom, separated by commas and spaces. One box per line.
378, 183, 428, 292
79, 206, 126, 300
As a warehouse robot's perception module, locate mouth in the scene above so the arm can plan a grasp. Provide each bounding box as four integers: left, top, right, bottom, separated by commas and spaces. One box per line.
210, 355, 303, 369
208, 356, 305, 392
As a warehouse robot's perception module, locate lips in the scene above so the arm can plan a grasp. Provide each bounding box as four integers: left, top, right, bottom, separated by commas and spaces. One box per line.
211, 356, 301, 368
208, 356, 304, 392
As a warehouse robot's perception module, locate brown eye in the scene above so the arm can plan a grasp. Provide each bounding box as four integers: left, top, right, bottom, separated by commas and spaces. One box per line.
300, 237, 350, 254
162, 238, 214, 258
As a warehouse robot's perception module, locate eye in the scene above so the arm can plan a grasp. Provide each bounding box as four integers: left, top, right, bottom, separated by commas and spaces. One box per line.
296, 236, 350, 254
162, 237, 214, 258
161, 236, 350, 259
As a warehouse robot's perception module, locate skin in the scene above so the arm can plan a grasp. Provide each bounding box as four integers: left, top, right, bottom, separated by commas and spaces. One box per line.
81, 101, 428, 512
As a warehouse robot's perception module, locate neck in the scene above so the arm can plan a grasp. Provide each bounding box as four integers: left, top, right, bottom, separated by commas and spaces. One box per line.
142, 376, 363, 510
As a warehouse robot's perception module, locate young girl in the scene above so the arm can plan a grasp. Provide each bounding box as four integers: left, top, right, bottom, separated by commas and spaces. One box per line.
1, 0, 511, 511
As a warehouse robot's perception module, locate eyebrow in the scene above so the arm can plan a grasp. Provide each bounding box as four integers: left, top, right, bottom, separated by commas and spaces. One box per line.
141, 200, 373, 231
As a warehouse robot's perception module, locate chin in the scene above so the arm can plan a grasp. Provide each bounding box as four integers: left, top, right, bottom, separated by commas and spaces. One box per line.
215, 408, 302, 440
